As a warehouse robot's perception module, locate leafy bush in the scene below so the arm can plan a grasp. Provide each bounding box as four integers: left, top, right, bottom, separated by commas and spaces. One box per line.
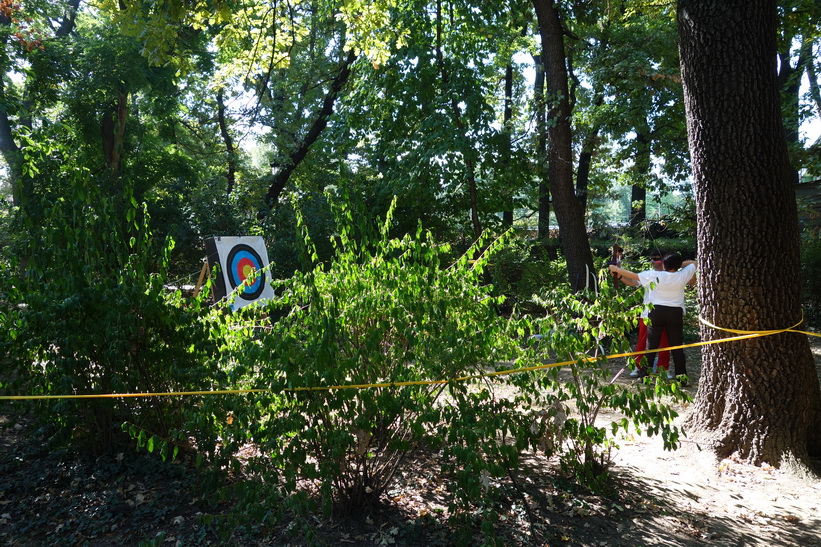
1, 180, 225, 454
199, 200, 691, 544
488, 236, 565, 314
199, 201, 551, 543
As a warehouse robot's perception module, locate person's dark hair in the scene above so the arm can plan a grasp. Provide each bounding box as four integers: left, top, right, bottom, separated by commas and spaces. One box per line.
663, 253, 683, 271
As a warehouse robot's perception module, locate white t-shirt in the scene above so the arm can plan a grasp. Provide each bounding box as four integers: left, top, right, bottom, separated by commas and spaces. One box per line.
637, 263, 696, 313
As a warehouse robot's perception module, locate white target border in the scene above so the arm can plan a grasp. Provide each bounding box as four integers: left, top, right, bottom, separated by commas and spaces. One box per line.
209, 236, 275, 310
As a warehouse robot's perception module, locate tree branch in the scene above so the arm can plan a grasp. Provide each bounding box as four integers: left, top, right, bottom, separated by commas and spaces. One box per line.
263, 49, 357, 210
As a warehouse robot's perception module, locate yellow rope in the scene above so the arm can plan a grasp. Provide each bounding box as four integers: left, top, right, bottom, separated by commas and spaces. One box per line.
2, 328, 802, 399
697, 313, 808, 336
3, 312, 820, 400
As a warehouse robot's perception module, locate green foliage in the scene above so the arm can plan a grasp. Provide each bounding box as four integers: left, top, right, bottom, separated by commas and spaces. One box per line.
487, 236, 565, 314
1, 174, 225, 454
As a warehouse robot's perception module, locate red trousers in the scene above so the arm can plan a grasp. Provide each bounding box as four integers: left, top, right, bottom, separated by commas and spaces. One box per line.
634, 318, 670, 370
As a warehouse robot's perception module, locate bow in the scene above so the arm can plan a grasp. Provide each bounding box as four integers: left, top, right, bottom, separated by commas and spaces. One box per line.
608, 241, 624, 290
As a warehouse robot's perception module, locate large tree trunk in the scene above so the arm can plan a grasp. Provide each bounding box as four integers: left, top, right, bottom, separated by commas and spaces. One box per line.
532, 0, 594, 291
678, 0, 821, 467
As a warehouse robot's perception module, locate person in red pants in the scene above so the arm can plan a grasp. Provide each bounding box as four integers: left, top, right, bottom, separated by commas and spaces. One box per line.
632, 255, 671, 377
616, 253, 690, 378
610, 253, 698, 380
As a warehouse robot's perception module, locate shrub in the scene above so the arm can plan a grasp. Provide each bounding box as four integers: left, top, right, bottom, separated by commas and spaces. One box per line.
206, 200, 551, 542
174, 201, 694, 544
487, 236, 565, 315
1, 181, 225, 454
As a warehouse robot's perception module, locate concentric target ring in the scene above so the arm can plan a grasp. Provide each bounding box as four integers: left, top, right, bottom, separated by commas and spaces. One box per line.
226, 244, 266, 300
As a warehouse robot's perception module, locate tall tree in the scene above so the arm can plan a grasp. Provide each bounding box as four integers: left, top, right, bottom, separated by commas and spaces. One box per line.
678, 0, 821, 466
576, 1, 688, 229
0, 0, 80, 208
532, 0, 594, 291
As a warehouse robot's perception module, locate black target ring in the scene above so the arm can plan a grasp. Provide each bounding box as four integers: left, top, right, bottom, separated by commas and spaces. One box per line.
226, 244, 266, 301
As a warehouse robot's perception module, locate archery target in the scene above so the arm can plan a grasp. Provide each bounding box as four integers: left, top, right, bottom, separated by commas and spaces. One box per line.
205, 236, 275, 310
226, 244, 266, 300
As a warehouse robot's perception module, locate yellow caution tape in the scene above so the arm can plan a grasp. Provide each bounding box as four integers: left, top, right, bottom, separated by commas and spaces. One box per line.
698, 314, 810, 336
2, 316, 820, 400
0, 389, 270, 401
2, 329, 801, 399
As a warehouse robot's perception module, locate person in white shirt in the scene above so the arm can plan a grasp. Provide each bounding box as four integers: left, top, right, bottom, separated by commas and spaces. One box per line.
609, 254, 697, 380
618, 253, 672, 378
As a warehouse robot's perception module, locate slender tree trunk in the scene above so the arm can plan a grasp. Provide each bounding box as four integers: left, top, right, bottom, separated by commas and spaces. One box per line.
533, 53, 551, 241
630, 128, 650, 228
0, 13, 24, 207
263, 49, 357, 210
435, 0, 481, 238
216, 88, 237, 196
575, 122, 600, 215
0, 0, 80, 207
574, 94, 605, 218
777, 51, 800, 186
532, 0, 594, 291
102, 90, 128, 175
679, 0, 821, 467
0, 72, 22, 207
502, 62, 514, 227
805, 37, 821, 122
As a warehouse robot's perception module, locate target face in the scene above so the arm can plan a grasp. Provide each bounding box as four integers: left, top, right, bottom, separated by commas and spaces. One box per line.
205, 236, 275, 310
226, 244, 266, 300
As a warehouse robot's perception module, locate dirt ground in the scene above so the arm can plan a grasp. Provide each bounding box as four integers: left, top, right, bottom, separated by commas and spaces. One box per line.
2, 341, 821, 546
597, 342, 821, 547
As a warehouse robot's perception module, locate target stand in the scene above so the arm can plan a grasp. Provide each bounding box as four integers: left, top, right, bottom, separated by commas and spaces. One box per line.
204, 236, 275, 310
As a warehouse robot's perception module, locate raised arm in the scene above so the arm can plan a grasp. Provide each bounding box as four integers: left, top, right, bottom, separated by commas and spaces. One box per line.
684, 260, 697, 285
608, 264, 639, 282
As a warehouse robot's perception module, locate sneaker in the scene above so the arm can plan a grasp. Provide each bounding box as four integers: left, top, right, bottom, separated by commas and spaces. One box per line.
666, 369, 675, 380
629, 368, 641, 378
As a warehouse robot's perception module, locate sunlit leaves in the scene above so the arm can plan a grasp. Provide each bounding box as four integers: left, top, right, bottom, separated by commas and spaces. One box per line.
337, 0, 409, 69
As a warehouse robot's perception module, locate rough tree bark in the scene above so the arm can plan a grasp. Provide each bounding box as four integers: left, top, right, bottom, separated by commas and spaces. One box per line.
678, 0, 821, 467
532, 0, 594, 291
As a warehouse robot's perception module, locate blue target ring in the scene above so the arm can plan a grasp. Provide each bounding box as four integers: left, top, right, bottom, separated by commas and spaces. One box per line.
226, 244, 266, 300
